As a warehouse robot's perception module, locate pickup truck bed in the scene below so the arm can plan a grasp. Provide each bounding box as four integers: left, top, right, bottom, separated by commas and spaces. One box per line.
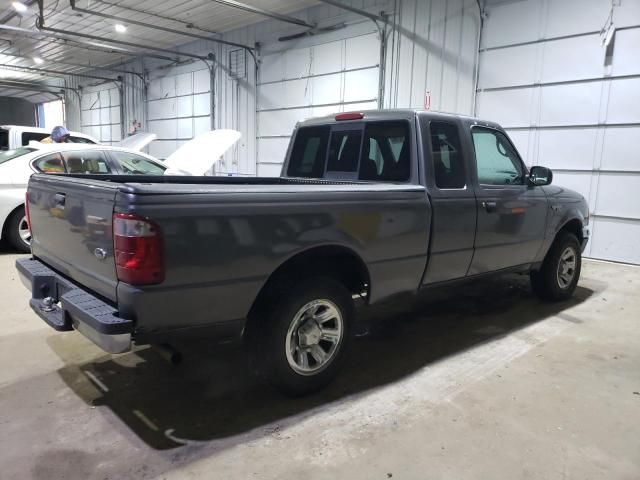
22, 173, 429, 350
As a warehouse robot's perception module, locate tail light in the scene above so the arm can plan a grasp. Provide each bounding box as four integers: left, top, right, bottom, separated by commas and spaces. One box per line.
113, 213, 164, 285
25, 192, 31, 234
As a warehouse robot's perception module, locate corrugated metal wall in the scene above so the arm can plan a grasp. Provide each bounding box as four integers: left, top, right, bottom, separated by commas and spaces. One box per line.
476, 0, 640, 264
385, 0, 479, 114
68, 0, 479, 174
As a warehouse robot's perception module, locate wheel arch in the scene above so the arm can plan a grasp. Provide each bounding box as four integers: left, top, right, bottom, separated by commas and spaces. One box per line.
1, 202, 25, 240
556, 217, 584, 245
248, 244, 370, 320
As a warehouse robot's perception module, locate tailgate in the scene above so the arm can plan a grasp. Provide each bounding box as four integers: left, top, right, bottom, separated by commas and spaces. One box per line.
28, 175, 120, 302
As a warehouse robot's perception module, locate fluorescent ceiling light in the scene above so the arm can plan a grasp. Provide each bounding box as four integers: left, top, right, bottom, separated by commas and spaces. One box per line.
114, 24, 127, 33
12, 2, 28, 13
33, 57, 43, 64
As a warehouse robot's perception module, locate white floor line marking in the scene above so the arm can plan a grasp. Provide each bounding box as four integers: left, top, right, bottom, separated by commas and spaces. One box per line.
84, 370, 109, 393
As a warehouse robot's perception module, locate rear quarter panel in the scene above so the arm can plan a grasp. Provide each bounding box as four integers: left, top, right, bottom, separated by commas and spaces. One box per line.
116, 184, 430, 336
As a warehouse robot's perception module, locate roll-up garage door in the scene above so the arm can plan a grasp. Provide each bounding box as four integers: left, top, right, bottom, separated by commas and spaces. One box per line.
80, 85, 121, 145
257, 27, 381, 176
147, 68, 212, 160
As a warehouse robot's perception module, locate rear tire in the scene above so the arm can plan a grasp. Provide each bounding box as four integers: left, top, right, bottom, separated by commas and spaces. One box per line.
249, 277, 353, 396
531, 232, 581, 302
6, 206, 31, 253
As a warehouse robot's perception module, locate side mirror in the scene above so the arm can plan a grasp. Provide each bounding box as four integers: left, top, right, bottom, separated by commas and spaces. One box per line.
528, 166, 553, 186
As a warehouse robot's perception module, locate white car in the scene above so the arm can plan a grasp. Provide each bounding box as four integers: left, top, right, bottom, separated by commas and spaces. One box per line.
0, 125, 98, 150
0, 129, 241, 253
0, 142, 166, 253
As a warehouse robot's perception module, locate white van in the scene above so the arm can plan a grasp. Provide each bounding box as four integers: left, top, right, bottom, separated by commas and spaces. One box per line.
0, 125, 98, 150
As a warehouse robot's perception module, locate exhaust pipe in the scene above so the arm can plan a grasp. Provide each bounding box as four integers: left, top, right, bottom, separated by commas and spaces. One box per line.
152, 343, 182, 365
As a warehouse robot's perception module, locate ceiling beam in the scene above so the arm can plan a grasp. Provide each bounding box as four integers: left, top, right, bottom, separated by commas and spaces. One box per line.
208, 0, 315, 28
0, 63, 120, 82
316, 0, 386, 23
70, 0, 253, 52
37, 23, 214, 62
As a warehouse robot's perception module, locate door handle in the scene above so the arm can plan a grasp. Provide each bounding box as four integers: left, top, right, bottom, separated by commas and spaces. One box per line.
482, 201, 497, 213
54, 193, 65, 208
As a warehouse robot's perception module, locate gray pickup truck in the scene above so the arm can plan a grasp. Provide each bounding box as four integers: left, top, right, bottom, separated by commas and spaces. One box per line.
17, 110, 589, 395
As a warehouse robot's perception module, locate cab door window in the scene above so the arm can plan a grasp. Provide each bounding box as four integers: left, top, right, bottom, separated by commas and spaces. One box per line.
472, 128, 524, 185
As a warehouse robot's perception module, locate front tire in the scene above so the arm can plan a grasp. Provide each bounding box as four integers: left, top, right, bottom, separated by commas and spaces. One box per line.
531, 232, 581, 302
6, 206, 31, 253
252, 277, 354, 396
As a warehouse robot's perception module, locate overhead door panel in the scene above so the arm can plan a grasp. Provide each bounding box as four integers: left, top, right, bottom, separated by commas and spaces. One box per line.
80, 85, 121, 145
147, 68, 211, 160
257, 28, 380, 176
477, 0, 640, 264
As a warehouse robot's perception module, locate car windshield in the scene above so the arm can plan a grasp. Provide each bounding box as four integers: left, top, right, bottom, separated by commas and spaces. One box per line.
0, 147, 35, 165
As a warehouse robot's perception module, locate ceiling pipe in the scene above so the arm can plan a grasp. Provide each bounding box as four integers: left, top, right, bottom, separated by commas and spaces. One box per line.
0, 63, 121, 82
0, 85, 63, 99
208, 0, 315, 28
0, 23, 177, 63
91, 0, 220, 37
316, 0, 386, 23
0, 78, 75, 91
36, 22, 214, 62
0, 52, 144, 81
69, 0, 257, 66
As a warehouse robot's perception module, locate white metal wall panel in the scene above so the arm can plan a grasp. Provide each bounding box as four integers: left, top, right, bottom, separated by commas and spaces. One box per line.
147, 68, 211, 160
256, 27, 381, 175
80, 86, 121, 145
477, 0, 640, 264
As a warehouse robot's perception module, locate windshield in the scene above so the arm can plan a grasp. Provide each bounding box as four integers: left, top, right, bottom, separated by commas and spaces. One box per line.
0, 147, 35, 165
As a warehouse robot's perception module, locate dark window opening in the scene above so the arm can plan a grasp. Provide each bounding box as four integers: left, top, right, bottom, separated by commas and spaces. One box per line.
287, 126, 329, 178
429, 121, 466, 189
359, 121, 410, 182
326, 130, 362, 175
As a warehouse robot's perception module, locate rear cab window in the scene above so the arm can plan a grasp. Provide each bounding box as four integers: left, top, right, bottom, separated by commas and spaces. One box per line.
287, 120, 411, 183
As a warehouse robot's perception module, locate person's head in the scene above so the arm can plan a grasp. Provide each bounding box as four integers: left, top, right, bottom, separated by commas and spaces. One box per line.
51, 126, 70, 143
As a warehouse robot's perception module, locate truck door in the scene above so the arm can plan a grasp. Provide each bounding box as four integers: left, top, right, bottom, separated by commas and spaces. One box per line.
421, 118, 477, 284
468, 126, 547, 274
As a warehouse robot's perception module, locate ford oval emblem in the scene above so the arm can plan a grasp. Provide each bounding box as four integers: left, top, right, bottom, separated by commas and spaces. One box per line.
94, 248, 107, 260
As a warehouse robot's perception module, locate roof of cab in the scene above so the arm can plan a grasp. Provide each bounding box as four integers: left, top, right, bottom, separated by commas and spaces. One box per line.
297, 109, 503, 130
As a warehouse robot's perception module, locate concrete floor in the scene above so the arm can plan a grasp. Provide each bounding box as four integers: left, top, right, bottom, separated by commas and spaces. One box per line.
1, 245, 639, 480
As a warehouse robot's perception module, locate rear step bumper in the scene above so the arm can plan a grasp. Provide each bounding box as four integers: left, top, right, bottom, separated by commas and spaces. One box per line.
16, 257, 132, 354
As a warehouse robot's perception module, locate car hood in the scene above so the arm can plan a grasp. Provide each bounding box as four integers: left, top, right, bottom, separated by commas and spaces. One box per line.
163, 129, 241, 176
117, 132, 157, 151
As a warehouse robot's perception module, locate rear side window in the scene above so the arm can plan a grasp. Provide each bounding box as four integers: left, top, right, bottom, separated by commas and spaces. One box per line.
111, 151, 165, 174
287, 126, 329, 178
62, 151, 112, 174
22, 132, 48, 145
34, 153, 66, 173
429, 121, 466, 189
359, 121, 410, 182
